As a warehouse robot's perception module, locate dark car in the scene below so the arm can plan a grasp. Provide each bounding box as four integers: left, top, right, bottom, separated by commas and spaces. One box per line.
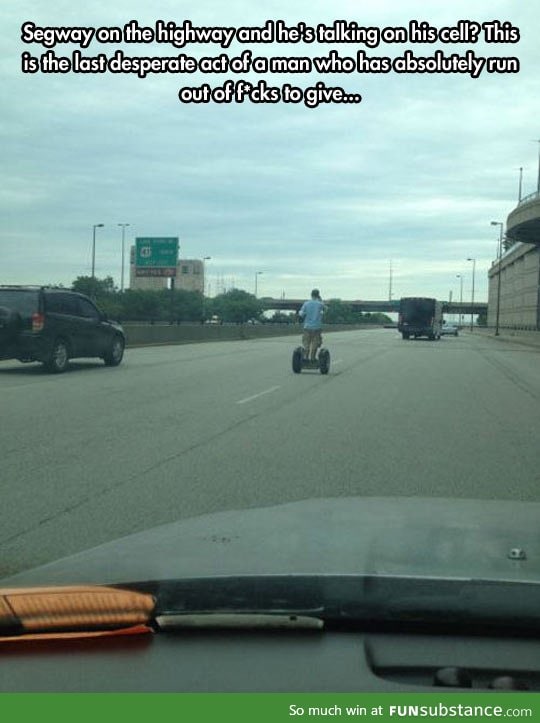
398, 297, 443, 340
0, 286, 125, 373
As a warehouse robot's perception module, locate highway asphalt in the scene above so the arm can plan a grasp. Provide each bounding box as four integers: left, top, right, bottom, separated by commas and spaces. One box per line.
1, 327, 539, 577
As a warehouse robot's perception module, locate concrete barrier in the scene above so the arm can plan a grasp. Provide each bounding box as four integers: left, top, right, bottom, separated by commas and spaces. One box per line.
123, 323, 384, 348
462, 326, 540, 349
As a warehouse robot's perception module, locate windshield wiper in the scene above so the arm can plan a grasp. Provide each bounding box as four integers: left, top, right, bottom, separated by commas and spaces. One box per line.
0, 583, 324, 641
156, 613, 323, 630
3, 575, 540, 641
128, 574, 540, 636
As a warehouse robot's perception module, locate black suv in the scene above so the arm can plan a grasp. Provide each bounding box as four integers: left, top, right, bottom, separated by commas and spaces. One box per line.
0, 286, 125, 373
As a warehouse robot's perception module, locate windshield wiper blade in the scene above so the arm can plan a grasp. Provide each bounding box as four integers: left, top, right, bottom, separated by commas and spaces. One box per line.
156, 613, 324, 630
125, 575, 540, 635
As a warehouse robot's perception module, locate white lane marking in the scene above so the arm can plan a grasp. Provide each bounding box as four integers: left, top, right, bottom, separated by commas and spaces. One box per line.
236, 386, 281, 405
333, 358, 343, 365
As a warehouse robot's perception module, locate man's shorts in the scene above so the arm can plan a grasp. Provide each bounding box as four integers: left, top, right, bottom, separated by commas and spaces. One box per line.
302, 329, 322, 355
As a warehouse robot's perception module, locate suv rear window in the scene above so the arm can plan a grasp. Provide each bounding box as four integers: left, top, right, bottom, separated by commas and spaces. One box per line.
45, 292, 79, 315
0, 290, 40, 317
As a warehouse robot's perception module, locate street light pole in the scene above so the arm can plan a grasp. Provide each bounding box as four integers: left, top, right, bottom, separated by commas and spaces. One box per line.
536, 140, 540, 194
466, 258, 476, 332
529, 139, 540, 195
91, 223, 104, 298
456, 274, 463, 325
202, 256, 211, 297
118, 223, 130, 292
202, 256, 211, 322
491, 221, 504, 336
255, 271, 263, 297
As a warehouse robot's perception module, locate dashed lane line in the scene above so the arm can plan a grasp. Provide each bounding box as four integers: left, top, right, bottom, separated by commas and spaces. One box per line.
236, 385, 281, 405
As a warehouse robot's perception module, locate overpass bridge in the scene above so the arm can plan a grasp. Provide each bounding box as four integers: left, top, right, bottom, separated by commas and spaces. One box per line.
261, 298, 488, 315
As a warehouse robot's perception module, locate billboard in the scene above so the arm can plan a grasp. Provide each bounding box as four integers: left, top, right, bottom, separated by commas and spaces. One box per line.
135, 237, 179, 277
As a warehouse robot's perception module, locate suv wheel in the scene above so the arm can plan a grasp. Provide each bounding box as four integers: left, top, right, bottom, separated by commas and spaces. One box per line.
45, 339, 69, 373
103, 335, 125, 366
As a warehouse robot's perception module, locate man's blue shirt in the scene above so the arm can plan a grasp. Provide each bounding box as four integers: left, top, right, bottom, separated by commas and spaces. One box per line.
299, 299, 324, 330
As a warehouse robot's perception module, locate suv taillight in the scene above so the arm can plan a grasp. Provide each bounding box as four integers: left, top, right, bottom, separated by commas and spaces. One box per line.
32, 312, 44, 332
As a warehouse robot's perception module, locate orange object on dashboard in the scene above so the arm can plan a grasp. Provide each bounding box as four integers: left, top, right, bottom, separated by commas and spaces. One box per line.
0, 585, 155, 641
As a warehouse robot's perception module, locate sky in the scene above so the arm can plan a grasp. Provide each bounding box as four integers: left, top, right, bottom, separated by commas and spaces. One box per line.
2, 0, 539, 302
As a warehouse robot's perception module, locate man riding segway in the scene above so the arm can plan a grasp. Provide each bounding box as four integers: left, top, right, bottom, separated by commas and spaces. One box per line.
292, 290, 330, 374
299, 288, 324, 361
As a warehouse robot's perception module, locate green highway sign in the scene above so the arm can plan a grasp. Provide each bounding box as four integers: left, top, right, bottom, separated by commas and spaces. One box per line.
135, 237, 179, 277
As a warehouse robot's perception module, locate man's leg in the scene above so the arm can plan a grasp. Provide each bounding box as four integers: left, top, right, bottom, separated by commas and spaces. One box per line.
302, 330, 310, 359
309, 331, 322, 361
308, 331, 317, 361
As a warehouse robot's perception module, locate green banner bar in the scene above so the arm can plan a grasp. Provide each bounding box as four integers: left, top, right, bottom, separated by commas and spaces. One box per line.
1, 693, 539, 723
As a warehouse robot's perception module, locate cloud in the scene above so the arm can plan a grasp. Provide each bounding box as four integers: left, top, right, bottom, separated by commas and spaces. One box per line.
2, 0, 539, 300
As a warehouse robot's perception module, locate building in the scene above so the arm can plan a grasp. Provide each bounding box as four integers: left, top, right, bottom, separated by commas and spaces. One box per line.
488, 242, 540, 330
487, 190, 540, 331
129, 246, 205, 293
175, 259, 205, 293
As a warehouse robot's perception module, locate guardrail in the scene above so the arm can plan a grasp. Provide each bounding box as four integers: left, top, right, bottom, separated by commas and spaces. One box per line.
123, 323, 385, 347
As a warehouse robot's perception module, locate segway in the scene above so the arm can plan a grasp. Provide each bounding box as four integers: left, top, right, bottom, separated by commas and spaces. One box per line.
292, 346, 330, 375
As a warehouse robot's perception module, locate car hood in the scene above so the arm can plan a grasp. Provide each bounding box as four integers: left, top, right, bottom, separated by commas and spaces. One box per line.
2, 496, 539, 587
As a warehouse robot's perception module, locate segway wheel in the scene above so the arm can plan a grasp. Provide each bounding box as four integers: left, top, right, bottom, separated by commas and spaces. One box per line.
319, 348, 330, 375
292, 347, 303, 374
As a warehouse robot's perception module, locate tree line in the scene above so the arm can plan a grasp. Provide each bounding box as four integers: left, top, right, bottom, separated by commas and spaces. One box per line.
66, 276, 393, 325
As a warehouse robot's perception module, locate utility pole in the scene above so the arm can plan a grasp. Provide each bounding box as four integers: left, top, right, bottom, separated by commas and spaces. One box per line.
530, 139, 540, 195
456, 274, 463, 325
491, 221, 504, 335
118, 223, 130, 292
254, 271, 263, 297
467, 258, 476, 332
91, 223, 104, 299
